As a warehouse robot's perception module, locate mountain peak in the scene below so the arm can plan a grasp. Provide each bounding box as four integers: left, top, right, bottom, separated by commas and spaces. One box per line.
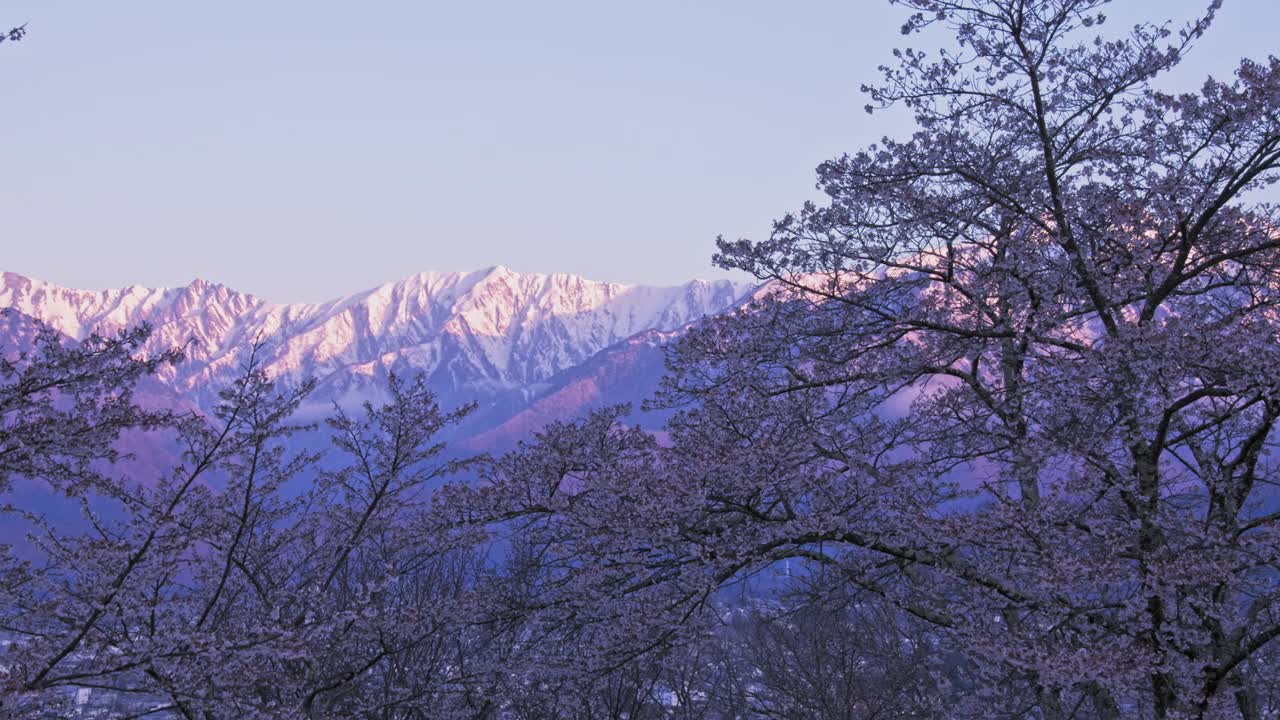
1, 267, 759, 446
184, 277, 225, 294
1, 267, 756, 407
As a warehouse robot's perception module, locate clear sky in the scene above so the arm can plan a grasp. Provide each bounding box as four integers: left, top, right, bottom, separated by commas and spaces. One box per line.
2, 1, 1276, 302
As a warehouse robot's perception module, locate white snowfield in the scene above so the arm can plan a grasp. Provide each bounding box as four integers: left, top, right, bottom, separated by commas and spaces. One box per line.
0, 268, 755, 413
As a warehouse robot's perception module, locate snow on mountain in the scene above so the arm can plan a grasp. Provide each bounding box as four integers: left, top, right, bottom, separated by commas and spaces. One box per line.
462, 328, 681, 450
0, 268, 755, 441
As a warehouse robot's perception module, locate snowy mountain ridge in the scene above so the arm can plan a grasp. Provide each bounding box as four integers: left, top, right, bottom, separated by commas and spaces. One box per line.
0, 268, 755, 433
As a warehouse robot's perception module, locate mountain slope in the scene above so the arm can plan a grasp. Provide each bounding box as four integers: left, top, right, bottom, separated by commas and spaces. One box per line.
0, 267, 754, 444
462, 328, 680, 450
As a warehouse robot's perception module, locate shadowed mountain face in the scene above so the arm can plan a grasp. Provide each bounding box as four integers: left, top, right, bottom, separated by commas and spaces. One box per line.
0, 268, 755, 448
461, 327, 680, 450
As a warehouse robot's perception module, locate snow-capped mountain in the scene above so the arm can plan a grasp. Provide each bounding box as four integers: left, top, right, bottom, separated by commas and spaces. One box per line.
0, 267, 754, 444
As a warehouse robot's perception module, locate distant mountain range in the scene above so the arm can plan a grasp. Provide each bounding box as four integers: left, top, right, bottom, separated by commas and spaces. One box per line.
0, 268, 756, 449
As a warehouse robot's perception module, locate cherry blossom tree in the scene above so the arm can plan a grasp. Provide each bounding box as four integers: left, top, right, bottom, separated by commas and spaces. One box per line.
0, 329, 488, 718
429, 0, 1280, 717
0, 312, 182, 717
6, 0, 1280, 717
683, 0, 1280, 715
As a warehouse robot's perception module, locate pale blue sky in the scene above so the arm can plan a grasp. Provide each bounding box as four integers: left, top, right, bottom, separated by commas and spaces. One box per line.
2, 1, 1275, 302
